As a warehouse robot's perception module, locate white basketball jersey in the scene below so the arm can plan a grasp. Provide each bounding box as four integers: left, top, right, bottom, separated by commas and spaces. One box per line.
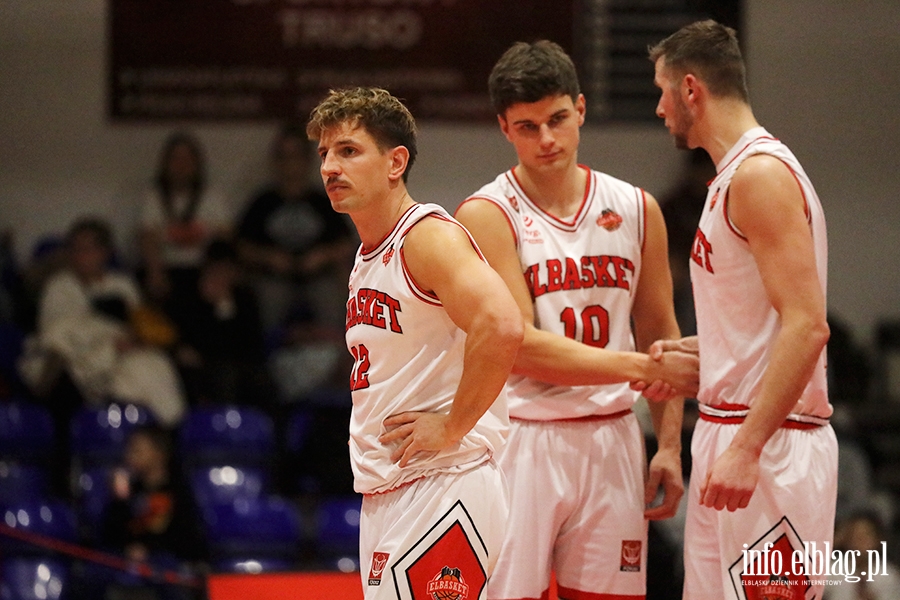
463, 166, 645, 420
690, 127, 831, 418
345, 203, 508, 495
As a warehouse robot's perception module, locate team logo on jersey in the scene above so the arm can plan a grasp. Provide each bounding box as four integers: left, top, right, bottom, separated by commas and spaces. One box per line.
709, 188, 720, 210
427, 566, 470, 600
507, 196, 520, 212
368, 552, 390, 586
383, 244, 395, 266
597, 209, 623, 231
620, 540, 642, 572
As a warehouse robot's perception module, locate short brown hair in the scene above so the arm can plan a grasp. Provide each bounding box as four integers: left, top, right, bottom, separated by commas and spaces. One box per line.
648, 20, 749, 103
306, 87, 417, 182
488, 40, 581, 117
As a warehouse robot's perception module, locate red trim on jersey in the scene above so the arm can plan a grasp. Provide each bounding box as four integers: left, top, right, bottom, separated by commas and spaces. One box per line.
456, 196, 520, 248
511, 408, 632, 424
638, 188, 647, 253
507, 165, 593, 232
361, 204, 420, 260
722, 188, 748, 241
699, 412, 824, 430
788, 167, 812, 224
399, 246, 441, 306
556, 586, 645, 600
398, 212, 487, 306
713, 135, 779, 181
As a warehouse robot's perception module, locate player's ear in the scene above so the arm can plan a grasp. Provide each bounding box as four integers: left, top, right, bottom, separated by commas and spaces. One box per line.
575, 94, 587, 126
498, 114, 512, 141
683, 74, 700, 105
387, 145, 409, 182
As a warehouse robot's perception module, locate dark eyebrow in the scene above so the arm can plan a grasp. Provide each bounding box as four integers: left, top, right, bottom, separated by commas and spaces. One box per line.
512, 108, 569, 127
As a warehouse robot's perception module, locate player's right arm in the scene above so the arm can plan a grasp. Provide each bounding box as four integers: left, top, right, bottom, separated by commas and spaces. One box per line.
455, 198, 697, 394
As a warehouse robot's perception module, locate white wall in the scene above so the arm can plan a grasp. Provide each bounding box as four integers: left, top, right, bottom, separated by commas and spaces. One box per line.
2, 0, 899, 344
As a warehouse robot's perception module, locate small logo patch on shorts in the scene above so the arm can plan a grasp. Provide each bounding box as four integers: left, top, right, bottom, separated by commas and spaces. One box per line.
369, 552, 390, 586
620, 540, 642, 572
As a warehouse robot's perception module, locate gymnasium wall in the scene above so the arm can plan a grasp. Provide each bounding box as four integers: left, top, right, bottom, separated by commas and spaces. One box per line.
1, 0, 898, 345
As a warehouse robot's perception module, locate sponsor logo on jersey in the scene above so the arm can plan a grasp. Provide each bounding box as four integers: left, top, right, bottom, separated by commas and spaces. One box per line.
383, 244, 395, 266
597, 208, 623, 231
620, 540, 642, 572
368, 552, 390, 586
427, 566, 469, 600
507, 196, 520, 212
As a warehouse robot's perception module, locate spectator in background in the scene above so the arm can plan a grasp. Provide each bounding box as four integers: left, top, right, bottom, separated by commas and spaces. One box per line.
19, 217, 186, 427
139, 132, 232, 304
102, 425, 207, 598
168, 239, 271, 408
235, 122, 355, 335
824, 510, 900, 599
657, 149, 715, 337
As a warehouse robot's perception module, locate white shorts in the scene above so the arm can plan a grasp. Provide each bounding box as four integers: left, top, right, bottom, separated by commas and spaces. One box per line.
683, 418, 838, 600
359, 459, 509, 600
488, 412, 648, 600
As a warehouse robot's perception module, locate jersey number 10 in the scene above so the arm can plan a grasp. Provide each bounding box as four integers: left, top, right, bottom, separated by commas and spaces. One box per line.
560, 305, 610, 347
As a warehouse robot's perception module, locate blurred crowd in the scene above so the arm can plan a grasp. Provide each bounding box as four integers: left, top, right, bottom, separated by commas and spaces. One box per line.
0, 136, 899, 600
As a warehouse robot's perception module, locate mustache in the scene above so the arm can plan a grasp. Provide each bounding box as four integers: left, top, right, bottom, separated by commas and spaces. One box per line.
325, 176, 349, 188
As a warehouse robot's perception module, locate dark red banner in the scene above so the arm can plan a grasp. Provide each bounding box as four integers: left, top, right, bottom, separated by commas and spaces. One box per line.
108, 0, 574, 122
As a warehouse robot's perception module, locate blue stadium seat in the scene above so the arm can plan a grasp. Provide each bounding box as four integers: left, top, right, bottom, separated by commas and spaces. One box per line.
0, 557, 69, 600
179, 406, 275, 469
190, 465, 267, 509
0, 400, 54, 464
315, 494, 362, 563
202, 495, 300, 562
69, 402, 155, 468
284, 407, 313, 456
0, 461, 49, 505
72, 466, 114, 543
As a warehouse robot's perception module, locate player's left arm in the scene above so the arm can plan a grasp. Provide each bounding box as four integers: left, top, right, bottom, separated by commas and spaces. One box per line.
630, 193, 685, 520
700, 154, 829, 512
379, 216, 524, 467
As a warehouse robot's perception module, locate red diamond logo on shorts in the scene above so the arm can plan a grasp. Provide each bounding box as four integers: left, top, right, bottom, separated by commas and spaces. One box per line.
405, 522, 486, 599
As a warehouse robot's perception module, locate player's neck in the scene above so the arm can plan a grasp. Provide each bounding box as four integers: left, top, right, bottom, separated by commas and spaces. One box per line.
353, 187, 416, 251
701, 100, 759, 166
514, 161, 588, 219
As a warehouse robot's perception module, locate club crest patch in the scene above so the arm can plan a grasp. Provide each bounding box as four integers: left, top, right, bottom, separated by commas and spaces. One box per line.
620, 539, 642, 572
368, 552, 390, 586
597, 209, 623, 231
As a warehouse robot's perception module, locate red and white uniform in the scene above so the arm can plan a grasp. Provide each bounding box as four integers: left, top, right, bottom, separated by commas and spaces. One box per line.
462, 166, 649, 599
347, 203, 509, 599
685, 127, 838, 600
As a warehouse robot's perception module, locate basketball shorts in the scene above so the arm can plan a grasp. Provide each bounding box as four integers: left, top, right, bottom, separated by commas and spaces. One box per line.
488, 412, 648, 600
359, 459, 509, 600
682, 418, 838, 600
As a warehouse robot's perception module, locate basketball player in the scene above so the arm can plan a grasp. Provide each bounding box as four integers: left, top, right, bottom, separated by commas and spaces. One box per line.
455, 41, 699, 600
307, 87, 523, 600
649, 20, 837, 599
